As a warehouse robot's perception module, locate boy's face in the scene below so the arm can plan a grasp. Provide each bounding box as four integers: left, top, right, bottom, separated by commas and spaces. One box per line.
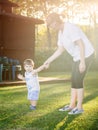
24, 64, 33, 72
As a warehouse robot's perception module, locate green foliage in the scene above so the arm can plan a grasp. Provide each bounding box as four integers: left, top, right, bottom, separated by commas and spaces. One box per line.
10, 0, 98, 26
10, 0, 98, 71
34, 47, 98, 72
35, 23, 98, 72
9, 0, 98, 72
34, 48, 72, 72
35, 25, 58, 48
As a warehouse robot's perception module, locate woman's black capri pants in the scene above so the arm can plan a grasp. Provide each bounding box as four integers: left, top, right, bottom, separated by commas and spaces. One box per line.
71, 54, 94, 89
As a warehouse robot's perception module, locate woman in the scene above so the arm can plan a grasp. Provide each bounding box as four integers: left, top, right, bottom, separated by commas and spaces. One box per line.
44, 13, 94, 115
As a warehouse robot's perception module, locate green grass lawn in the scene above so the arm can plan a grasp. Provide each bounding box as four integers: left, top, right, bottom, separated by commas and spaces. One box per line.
0, 71, 98, 130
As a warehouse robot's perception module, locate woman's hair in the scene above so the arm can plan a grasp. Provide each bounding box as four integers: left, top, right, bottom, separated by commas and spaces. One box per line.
46, 13, 62, 25
24, 59, 34, 67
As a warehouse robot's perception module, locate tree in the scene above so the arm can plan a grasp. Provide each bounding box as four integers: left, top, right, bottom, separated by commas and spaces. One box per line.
10, 0, 98, 52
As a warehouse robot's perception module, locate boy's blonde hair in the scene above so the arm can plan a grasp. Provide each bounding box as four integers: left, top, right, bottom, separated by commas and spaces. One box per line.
24, 59, 34, 67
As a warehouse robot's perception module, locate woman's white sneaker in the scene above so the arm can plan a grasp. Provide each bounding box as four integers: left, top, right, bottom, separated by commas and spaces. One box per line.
68, 107, 84, 115
59, 105, 73, 111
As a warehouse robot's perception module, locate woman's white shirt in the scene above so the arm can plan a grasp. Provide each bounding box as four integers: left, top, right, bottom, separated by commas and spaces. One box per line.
57, 22, 94, 61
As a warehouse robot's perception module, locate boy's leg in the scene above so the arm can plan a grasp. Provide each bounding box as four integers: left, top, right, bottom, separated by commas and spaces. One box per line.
29, 100, 37, 110
28, 91, 39, 110
30, 100, 37, 106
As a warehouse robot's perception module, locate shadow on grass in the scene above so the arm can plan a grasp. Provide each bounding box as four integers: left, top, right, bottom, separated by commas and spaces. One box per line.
0, 90, 79, 130
89, 119, 98, 130
84, 90, 98, 104
0, 103, 31, 129
1, 103, 97, 130
23, 84, 98, 130
0, 76, 98, 130
23, 108, 79, 130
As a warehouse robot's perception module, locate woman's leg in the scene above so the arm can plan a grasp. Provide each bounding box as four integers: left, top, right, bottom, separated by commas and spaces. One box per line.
69, 88, 77, 108
77, 88, 84, 109
71, 54, 94, 110
71, 60, 86, 110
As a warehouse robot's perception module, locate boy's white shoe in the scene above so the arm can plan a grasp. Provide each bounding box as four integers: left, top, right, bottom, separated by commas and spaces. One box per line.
30, 105, 36, 110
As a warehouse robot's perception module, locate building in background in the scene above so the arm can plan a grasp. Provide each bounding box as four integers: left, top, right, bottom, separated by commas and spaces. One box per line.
0, 0, 44, 63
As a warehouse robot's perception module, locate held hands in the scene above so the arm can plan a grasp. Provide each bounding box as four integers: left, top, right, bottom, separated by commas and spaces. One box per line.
43, 61, 50, 69
32, 64, 48, 75
79, 61, 86, 73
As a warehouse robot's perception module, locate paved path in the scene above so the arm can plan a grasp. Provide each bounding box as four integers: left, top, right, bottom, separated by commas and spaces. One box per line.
0, 77, 70, 87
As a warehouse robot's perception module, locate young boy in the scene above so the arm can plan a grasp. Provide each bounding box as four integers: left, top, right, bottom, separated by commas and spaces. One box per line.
17, 59, 45, 110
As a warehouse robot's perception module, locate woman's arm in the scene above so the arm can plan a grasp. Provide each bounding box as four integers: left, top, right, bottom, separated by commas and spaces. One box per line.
44, 46, 65, 68
34, 65, 45, 73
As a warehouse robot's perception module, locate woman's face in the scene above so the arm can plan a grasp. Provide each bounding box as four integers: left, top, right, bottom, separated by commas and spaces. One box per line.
46, 18, 60, 30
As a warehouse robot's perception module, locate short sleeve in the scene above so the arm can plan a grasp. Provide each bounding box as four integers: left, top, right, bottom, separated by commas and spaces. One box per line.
57, 31, 63, 47
68, 24, 81, 42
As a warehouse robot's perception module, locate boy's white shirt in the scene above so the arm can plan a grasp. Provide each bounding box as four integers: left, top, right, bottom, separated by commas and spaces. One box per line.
25, 71, 40, 91
57, 22, 94, 61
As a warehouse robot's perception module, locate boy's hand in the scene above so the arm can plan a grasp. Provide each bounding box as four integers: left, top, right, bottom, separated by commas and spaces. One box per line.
17, 74, 25, 80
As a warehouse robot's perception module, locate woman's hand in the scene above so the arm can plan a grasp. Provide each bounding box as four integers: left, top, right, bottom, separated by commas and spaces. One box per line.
44, 62, 50, 69
43, 46, 65, 69
44, 63, 50, 69
79, 61, 86, 73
